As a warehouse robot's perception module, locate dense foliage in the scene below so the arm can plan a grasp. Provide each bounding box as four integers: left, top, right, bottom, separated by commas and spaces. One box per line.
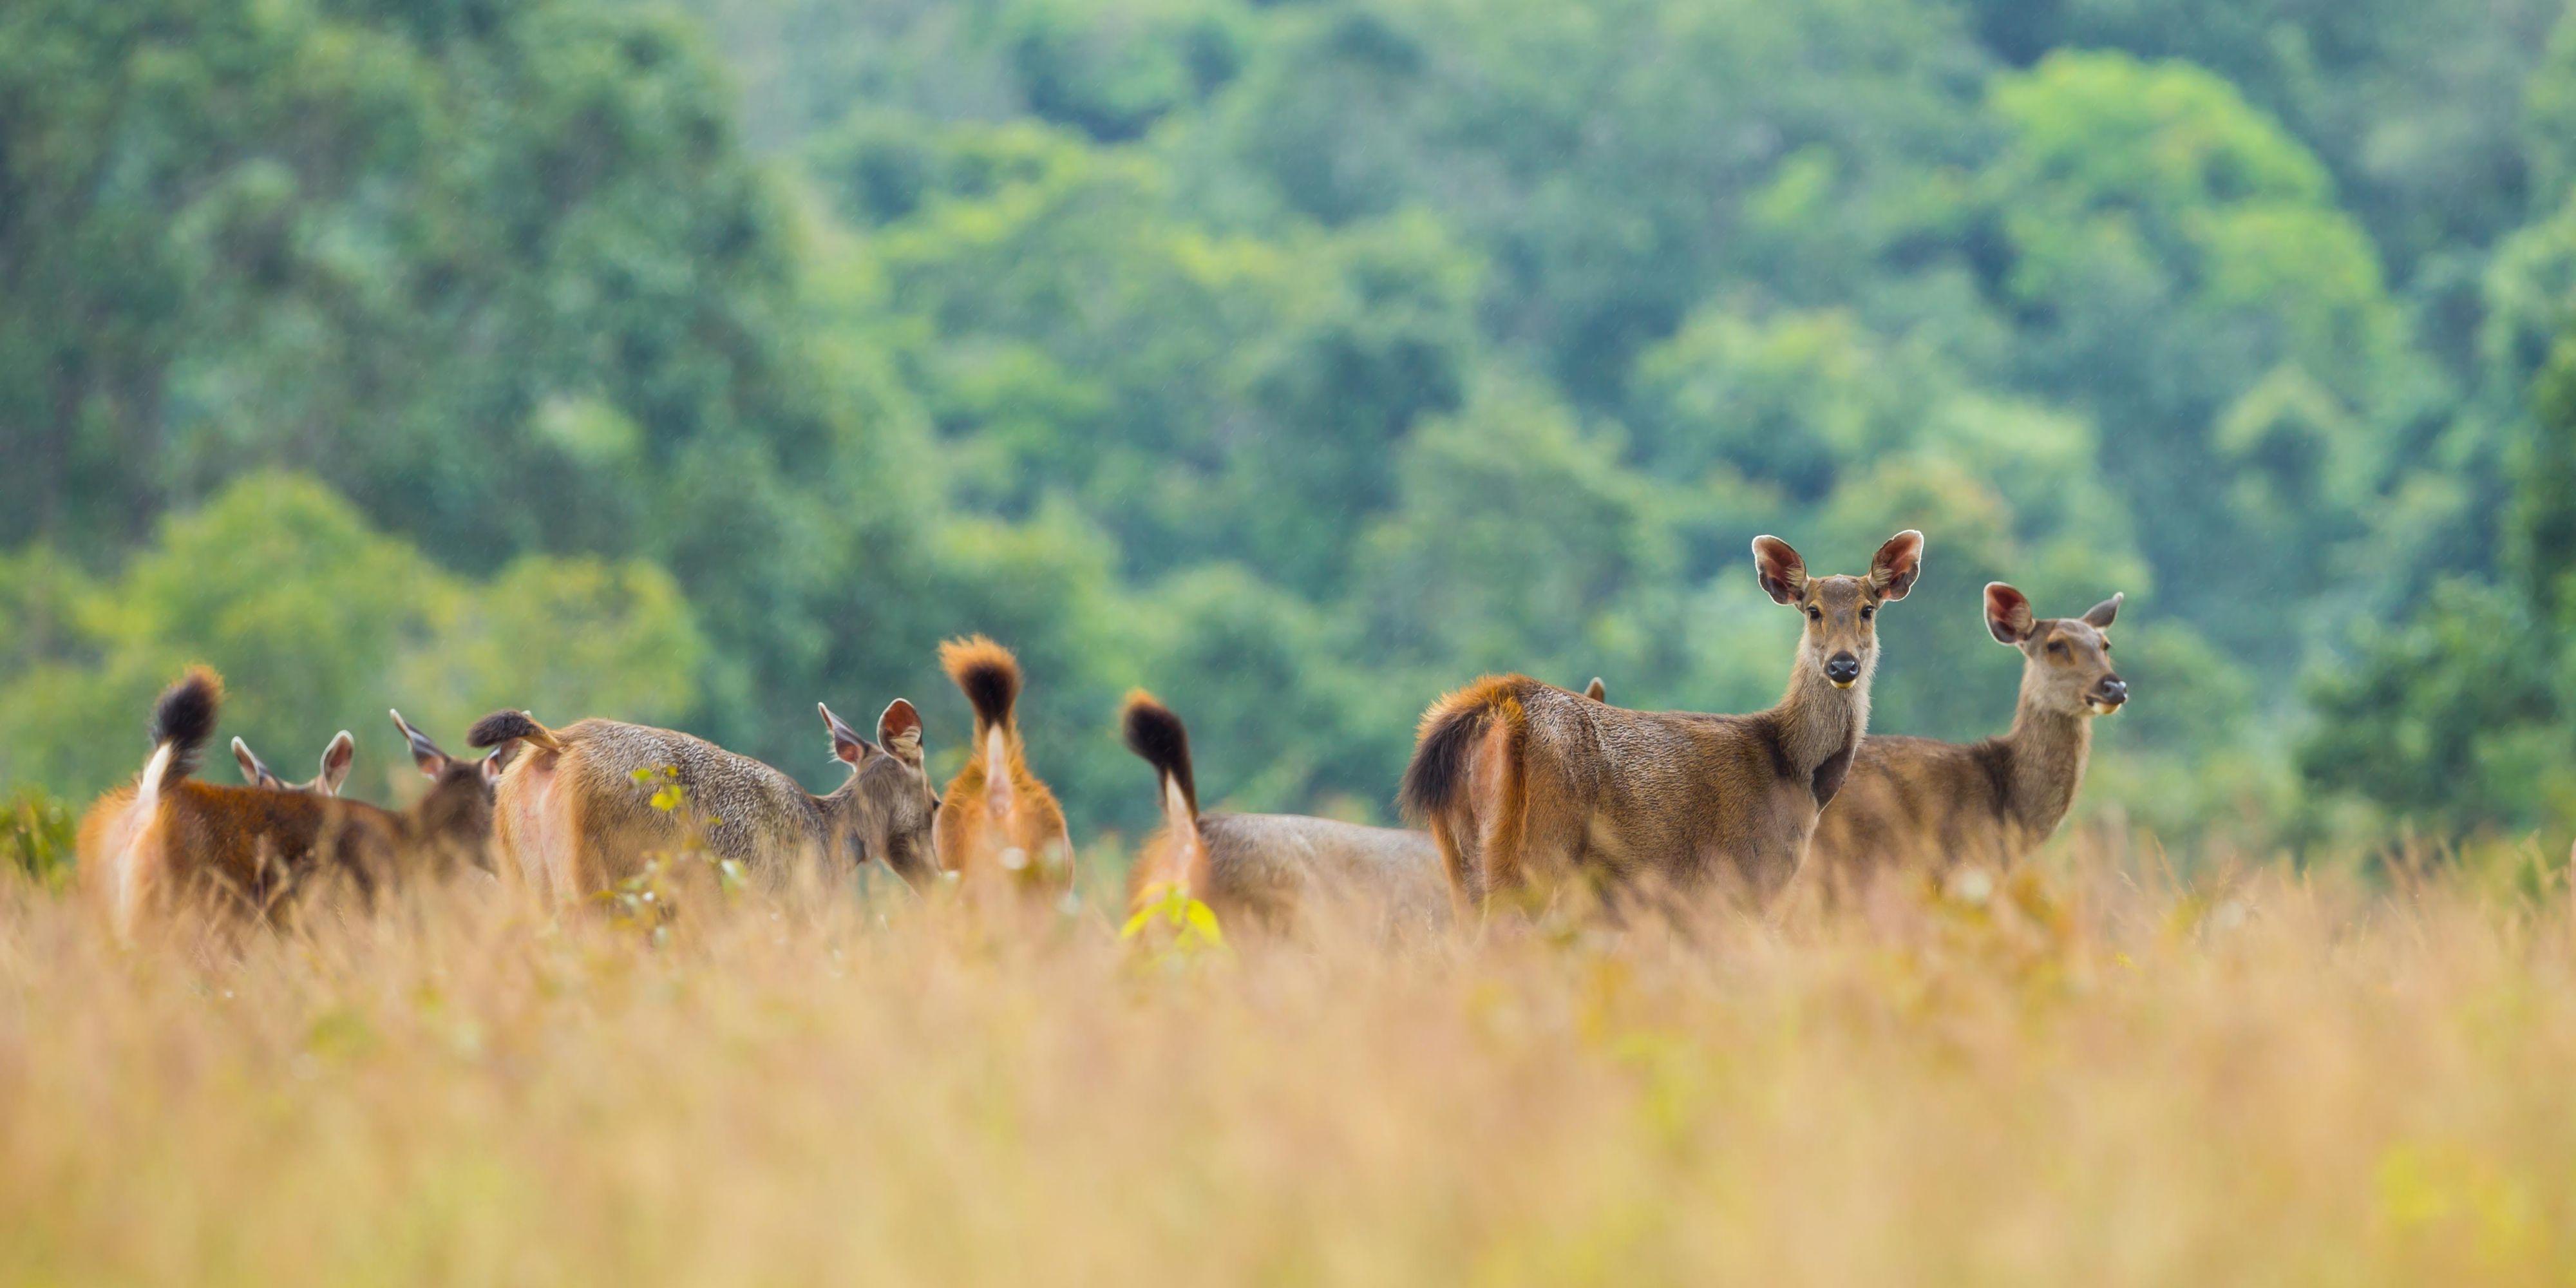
6, 0, 2575, 844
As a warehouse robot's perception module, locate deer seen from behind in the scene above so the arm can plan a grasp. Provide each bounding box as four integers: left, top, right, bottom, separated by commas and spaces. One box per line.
468, 699, 938, 904
1803, 583, 2127, 891
74, 669, 499, 941
1122, 692, 1450, 941
933, 636, 1072, 900
1400, 531, 1924, 915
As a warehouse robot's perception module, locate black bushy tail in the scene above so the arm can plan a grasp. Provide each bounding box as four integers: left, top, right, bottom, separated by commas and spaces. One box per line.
1120, 691, 1197, 820
147, 667, 224, 791
1399, 677, 1529, 824
941, 636, 1022, 734
468, 710, 562, 752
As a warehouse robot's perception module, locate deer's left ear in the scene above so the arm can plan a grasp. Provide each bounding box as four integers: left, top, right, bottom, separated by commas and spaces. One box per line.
2082, 592, 2123, 629
390, 710, 451, 777
317, 732, 356, 795
1869, 530, 1924, 601
820, 703, 876, 767
234, 737, 277, 788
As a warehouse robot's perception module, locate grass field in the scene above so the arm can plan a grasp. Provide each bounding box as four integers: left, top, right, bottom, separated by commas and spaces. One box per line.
5, 833, 2575, 1286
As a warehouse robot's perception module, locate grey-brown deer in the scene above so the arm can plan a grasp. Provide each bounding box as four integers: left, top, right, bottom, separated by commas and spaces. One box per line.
1121, 692, 1450, 940
467, 701, 938, 904
1400, 531, 1923, 913
1804, 583, 2126, 889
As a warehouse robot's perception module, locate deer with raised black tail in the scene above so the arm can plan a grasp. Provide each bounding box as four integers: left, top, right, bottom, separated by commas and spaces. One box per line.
1400, 531, 1923, 914
1804, 583, 2127, 890
468, 701, 938, 904
934, 636, 1072, 900
1122, 692, 1450, 940
75, 670, 499, 940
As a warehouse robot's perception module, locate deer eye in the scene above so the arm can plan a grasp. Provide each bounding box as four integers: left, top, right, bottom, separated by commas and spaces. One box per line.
2047, 640, 2070, 658
1805, 606, 1823, 621
1859, 605, 1875, 621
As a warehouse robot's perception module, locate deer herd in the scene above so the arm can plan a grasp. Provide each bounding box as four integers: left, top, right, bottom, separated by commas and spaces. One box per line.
73, 529, 2135, 945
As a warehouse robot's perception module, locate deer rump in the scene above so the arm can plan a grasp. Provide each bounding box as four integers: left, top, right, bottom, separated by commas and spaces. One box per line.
1403, 677, 1827, 909
484, 719, 825, 902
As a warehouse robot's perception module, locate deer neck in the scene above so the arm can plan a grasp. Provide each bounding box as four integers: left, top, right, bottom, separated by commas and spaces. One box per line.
1774, 657, 1869, 782
1996, 675, 2091, 842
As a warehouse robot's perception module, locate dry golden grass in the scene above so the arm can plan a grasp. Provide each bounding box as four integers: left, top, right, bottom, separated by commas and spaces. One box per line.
5, 833, 2576, 1286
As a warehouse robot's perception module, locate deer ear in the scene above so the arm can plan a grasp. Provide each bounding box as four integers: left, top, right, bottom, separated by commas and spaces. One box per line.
2082, 592, 2123, 629
480, 747, 509, 789
1870, 530, 1924, 601
390, 709, 450, 777
1985, 583, 2036, 644
820, 702, 875, 767
1751, 536, 1808, 606
878, 699, 925, 770
233, 737, 272, 788
1584, 677, 1607, 703
317, 732, 355, 795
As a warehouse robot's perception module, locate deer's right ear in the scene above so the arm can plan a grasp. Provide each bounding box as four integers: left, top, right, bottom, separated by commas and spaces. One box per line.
1752, 536, 1808, 606
877, 699, 925, 770
820, 703, 876, 767
390, 710, 451, 777
233, 737, 277, 789
1985, 583, 2036, 644
1584, 677, 1607, 703
317, 732, 356, 796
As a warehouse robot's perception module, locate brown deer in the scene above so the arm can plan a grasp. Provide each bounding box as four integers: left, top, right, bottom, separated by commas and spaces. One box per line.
933, 636, 1072, 898
468, 700, 937, 904
75, 669, 498, 940
1804, 584, 2126, 887
232, 731, 355, 795
1121, 692, 1450, 940
1400, 531, 1923, 913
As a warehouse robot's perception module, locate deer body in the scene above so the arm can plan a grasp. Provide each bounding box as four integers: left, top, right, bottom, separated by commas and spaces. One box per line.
470, 702, 934, 904
934, 637, 1072, 896
1122, 694, 1450, 939
75, 670, 494, 940
1807, 586, 2126, 884
1402, 532, 1922, 911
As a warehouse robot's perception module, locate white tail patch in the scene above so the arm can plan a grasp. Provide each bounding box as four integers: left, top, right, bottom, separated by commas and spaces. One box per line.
983, 726, 1016, 821
107, 743, 178, 942
1160, 773, 1202, 899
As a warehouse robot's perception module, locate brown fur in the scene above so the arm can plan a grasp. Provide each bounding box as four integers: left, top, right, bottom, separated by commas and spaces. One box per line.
934, 636, 1072, 897
473, 703, 936, 904
1122, 692, 1448, 940
75, 672, 493, 941
1807, 587, 2126, 888
1401, 533, 1923, 913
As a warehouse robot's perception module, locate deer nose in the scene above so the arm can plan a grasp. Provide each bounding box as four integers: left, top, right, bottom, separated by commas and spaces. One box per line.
1824, 653, 1862, 687
2098, 677, 2128, 706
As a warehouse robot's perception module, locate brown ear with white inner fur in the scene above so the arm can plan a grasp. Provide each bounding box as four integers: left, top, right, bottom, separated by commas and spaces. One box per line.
2082, 592, 2123, 629
876, 699, 925, 771
1985, 582, 2036, 645
1870, 529, 1925, 601
820, 702, 876, 767
1751, 536, 1809, 606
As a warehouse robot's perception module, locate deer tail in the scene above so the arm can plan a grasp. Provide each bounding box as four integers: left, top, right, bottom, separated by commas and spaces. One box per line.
940, 636, 1023, 736
1121, 690, 1206, 903
142, 667, 223, 799
466, 710, 564, 753
1400, 676, 1533, 905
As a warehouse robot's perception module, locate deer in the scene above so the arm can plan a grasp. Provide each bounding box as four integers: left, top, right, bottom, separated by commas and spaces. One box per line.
466, 699, 938, 905
232, 730, 356, 795
1400, 531, 1924, 914
1121, 692, 1451, 940
932, 636, 1073, 899
74, 668, 500, 940
1803, 584, 2126, 889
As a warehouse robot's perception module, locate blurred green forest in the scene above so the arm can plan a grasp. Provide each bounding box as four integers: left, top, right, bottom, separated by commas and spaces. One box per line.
6, 0, 2576, 846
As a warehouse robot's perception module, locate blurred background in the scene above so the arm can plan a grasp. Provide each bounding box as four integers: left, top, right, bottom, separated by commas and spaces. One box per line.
4, 0, 2573, 853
